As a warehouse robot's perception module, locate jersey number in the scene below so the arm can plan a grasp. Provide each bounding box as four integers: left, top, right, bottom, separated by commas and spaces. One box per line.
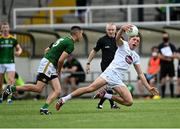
52, 38, 64, 47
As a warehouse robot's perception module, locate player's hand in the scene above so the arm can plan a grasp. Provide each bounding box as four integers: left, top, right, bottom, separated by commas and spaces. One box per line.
15, 51, 21, 56
85, 64, 90, 74
121, 24, 133, 33
149, 87, 159, 96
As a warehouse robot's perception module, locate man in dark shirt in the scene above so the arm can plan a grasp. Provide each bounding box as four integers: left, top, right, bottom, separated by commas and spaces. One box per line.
175, 47, 180, 97
86, 23, 119, 109
63, 54, 85, 95
158, 32, 176, 98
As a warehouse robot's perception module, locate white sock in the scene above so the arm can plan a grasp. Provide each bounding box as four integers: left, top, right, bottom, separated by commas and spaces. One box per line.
104, 93, 112, 99
62, 94, 72, 103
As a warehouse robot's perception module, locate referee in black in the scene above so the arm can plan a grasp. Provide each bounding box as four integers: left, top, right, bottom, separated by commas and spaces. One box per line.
86, 23, 119, 109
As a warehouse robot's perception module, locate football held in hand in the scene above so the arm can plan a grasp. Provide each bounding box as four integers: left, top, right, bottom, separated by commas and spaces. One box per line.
126, 25, 139, 36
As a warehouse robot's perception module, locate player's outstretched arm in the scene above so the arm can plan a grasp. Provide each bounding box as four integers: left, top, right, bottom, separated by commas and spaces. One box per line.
134, 64, 159, 96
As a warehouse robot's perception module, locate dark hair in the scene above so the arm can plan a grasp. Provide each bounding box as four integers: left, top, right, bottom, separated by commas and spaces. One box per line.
163, 31, 168, 34
70, 26, 82, 35
151, 46, 158, 51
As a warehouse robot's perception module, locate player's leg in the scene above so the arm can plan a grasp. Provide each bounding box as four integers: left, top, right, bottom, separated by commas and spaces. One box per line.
17, 81, 45, 92
56, 77, 107, 111
46, 77, 61, 105
94, 84, 133, 106
3, 78, 46, 100
96, 87, 119, 109
6, 71, 15, 85
169, 77, 174, 98
97, 97, 106, 109
168, 65, 175, 98
106, 89, 114, 107
178, 77, 180, 97
6, 71, 15, 104
159, 67, 167, 98
6, 64, 15, 104
13, 72, 46, 93
177, 66, 180, 98
0, 73, 4, 103
0, 64, 6, 103
96, 86, 109, 109
98, 69, 132, 106
106, 89, 120, 109
5, 81, 45, 94
70, 77, 106, 98
40, 77, 61, 115
112, 86, 133, 106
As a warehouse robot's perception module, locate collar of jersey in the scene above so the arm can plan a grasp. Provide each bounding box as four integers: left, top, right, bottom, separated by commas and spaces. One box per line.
68, 35, 75, 42
0, 34, 13, 39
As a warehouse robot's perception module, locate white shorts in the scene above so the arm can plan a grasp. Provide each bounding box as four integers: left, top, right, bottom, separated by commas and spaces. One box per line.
0, 64, 15, 73
100, 68, 126, 88
37, 58, 57, 78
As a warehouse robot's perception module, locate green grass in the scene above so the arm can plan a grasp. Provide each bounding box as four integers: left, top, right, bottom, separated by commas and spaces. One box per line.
0, 98, 180, 128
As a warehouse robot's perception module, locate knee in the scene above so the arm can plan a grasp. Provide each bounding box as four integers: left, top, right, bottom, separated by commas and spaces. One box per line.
126, 100, 133, 106
35, 86, 43, 93
36, 89, 42, 93
55, 90, 61, 96
8, 78, 15, 85
54, 86, 61, 96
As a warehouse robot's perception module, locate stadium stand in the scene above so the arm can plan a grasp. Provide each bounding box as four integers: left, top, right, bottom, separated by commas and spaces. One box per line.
9, 30, 35, 57
27, 29, 60, 57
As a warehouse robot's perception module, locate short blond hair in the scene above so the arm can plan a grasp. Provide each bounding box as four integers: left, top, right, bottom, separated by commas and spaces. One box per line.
106, 23, 116, 30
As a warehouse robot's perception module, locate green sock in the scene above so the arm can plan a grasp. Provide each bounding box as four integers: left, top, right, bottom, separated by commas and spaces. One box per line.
11, 86, 16, 92
42, 103, 49, 109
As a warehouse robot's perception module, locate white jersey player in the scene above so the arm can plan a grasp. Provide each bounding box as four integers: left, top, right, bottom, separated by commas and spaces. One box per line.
100, 40, 140, 88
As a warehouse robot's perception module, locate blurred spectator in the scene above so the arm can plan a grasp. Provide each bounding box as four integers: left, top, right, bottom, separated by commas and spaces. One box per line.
155, 0, 180, 21
158, 32, 176, 98
62, 54, 85, 95
137, 46, 160, 97
175, 47, 180, 97
155, 0, 167, 21
147, 46, 161, 75
76, 0, 89, 22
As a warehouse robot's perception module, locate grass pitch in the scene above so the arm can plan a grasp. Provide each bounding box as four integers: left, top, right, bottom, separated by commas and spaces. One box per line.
0, 98, 180, 128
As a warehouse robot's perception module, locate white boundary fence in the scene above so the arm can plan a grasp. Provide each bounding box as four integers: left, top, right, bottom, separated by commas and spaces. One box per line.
13, 3, 180, 29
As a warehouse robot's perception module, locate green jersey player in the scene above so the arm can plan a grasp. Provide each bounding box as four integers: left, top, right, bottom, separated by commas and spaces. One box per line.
3, 26, 83, 115
0, 22, 22, 104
